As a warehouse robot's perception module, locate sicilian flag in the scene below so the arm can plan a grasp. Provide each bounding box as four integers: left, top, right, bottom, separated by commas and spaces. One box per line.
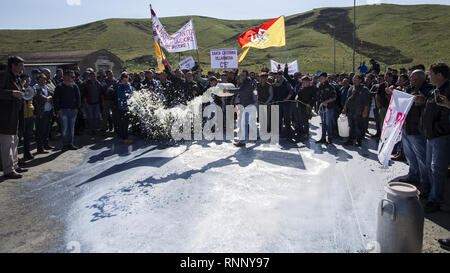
238, 16, 286, 63
154, 40, 167, 72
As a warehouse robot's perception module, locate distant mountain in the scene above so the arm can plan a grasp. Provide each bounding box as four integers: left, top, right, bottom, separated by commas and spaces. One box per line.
0, 4, 449, 73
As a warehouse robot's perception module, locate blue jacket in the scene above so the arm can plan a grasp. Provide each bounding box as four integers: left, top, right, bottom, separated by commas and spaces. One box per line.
117, 84, 135, 111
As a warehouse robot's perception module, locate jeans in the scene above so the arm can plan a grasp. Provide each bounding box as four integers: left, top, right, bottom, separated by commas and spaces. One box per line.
425, 135, 450, 203
238, 105, 258, 144
60, 109, 78, 147
320, 108, 335, 140
401, 128, 428, 185
23, 117, 34, 155
87, 103, 100, 131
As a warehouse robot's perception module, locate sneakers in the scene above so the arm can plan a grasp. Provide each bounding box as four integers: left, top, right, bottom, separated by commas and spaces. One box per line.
391, 153, 406, 161
3, 172, 22, 180
68, 145, 79, 150
424, 202, 440, 214
37, 149, 49, 155
44, 144, 55, 150
355, 140, 362, 147
326, 139, 333, 145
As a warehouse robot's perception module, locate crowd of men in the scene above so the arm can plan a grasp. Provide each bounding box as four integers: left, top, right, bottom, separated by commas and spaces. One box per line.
0, 56, 449, 215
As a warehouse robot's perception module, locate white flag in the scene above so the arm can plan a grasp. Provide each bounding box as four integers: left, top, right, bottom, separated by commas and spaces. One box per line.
151, 6, 198, 53
377, 90, 414, 167
270, 60, 299, 74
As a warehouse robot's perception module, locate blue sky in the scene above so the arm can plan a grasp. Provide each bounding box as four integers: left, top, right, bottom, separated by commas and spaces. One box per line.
0, 0, 449, 29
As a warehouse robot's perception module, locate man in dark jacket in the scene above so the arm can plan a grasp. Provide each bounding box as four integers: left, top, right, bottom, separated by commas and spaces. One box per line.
419, 62, 450, 213
0, 56, 26, 179
83, 71, 103, 135
368, 59, 381, 75
273, 71, 294, 136
295, 76, 317, 139
224, 70, 257, 147
54, 70, 81, 151
399, 70, 432, 188
342, 75, 370, 146
316, 72, 337, 144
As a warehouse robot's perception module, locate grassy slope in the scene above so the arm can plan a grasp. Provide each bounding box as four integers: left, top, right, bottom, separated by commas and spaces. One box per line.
0, 4, 448, 73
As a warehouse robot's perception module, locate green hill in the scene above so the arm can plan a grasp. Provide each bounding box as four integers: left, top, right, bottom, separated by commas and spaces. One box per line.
0, 4, 449, 73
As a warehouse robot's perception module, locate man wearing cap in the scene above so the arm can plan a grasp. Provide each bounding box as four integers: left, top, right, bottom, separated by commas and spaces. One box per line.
316, 72, 337, 144
0, 56, 27, 179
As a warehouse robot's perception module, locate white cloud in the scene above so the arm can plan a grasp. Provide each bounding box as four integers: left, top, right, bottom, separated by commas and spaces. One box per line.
67, 0, 81, 6
366, 0, 382, 4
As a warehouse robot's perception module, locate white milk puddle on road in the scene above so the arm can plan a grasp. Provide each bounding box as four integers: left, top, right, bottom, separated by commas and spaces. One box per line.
64, 118, 408, 253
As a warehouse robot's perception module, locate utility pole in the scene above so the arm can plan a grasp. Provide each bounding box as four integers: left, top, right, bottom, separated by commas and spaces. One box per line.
328, 24, 336, 74
353, 0, 356, 73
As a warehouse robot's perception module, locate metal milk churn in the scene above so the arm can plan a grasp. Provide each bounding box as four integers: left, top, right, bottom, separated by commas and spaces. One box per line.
376, 182, 424, 253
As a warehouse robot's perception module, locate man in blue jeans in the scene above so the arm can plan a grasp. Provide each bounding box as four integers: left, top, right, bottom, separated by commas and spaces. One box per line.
316, 73, 337, 144
53, 70, 81, 151
399, 70, 433, 187
83, 70, 103, 135
419, 63, 450, 213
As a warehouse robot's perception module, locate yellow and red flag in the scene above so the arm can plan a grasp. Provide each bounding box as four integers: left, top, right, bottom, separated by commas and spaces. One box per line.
238, 16, 286, 62
154, 40, 171, 72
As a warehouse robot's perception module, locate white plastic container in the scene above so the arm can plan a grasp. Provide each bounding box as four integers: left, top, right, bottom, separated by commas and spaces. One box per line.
338, 114, 350, 137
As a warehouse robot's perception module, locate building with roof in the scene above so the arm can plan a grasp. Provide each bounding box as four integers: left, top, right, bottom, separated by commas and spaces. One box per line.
0, 49, 123, 77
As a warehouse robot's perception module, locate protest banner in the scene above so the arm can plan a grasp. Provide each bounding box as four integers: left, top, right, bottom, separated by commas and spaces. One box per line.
270, 60, 299, 74
179, 56, 196, 70
377, 90, 414, 167
210, 48, 238, 69
151, 6, 198, 53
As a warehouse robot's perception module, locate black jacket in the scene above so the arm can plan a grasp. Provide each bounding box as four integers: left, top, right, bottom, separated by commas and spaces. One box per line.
420, 80, 450, 139
53, 82, 82, 111
0, 71, 22, 135
228, 78, 256, 107
404, 81, 433, 135
317, 81, 336, 109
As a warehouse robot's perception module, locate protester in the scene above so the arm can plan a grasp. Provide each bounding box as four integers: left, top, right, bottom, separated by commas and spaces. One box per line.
223, 70, 257, 147
101, 70, 118, 134
369, 59, 381, 75
342, 75, 370, 146
257, 73, 274, 132
295, 76, 317, 139
316, 72, 337, 144
358, 61, 369, 74
419, 62, 450, 213
273, 71, 294, 136
83, 70, 103, 135
34, 73, 55, 154
116, 73, 135, 144
54, 70, 81, 151
53, 68, 64, 85
21, 74, 35, 160
0, 56, 26, 179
